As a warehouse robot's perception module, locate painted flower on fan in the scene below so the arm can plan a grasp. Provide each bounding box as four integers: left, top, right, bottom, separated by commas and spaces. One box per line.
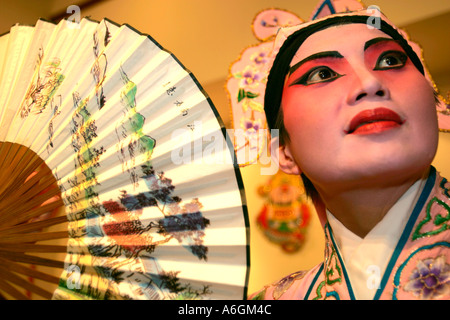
159, 198, 210, 261
239, 66, 263, 88
403, 256, 450, 299
101, 200, 158, 257
143, 170, 180, 205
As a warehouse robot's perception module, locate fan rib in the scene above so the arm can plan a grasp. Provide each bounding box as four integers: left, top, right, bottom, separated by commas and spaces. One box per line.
0, 215, 67, 235
0, 142, 66, 299
0, 183, 61, 216
0, 244, 67, 253
0, 278, 30, 300
0, 231, 68, 244
0, 163, 42, 204
0, 142, 18, 168
1, 163, 56, 202
0, 147, 40, 195
0, 251, 64, 268
0, 265, 53, 299
0, 258, 60, 284
0, 196, 63, 228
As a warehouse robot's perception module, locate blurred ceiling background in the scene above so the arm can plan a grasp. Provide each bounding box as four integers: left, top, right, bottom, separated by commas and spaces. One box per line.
1, 0, 449, 128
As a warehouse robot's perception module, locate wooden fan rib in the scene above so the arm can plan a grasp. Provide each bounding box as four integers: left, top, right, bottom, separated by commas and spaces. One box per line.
0, 251, 64, 268
0, 182, 61, 220
0, 147, 35, 180
0, 231, 67, 244
0, 146, 39, 194
0, 195, 64, 228
0, 183, 62, 220
0, 278, 29, 300
4, 147, 39, 177
0, 258, 60, 284
0, 141, 56, 207
0, 142, 19, 169
0, 142, 13, 169
0, 265, 53, 299
0, 150, 24, 191
0, 160, 53, 202
0, 151, 59, 227
8, 148, 41, 174
0, 163, 43, 204
0, 215, 67, 235
5, 163, 56, 196
12, 148, 41, 173
0, 244, 67, 253
18, 175, 61, 206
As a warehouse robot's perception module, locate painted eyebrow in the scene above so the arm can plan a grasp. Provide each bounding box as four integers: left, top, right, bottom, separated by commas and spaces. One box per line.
364, 37, 399, 51
288, 38, 401, 76
288, 51, 343, 76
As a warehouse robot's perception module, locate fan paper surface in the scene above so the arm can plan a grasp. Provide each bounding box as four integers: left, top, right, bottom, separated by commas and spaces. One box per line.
0, 18, 249, 300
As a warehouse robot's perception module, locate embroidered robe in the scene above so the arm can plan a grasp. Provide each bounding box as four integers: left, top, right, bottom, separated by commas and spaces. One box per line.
250, 166, 450, 300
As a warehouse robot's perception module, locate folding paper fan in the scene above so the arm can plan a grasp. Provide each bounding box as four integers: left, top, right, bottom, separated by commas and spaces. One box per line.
0, 18, 249, 300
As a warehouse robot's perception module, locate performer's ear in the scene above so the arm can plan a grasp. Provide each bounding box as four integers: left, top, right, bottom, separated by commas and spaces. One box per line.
277, 143, 301, 175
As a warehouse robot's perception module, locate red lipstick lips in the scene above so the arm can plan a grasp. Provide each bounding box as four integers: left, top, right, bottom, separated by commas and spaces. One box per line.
346, 108, 404, 135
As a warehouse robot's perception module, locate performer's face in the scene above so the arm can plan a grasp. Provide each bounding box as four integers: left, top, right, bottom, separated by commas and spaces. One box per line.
280, 23, 438, 193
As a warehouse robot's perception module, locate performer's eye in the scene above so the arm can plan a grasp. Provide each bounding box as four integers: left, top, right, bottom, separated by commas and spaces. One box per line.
291, 66, 342, 86
374, 50, 407, 70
